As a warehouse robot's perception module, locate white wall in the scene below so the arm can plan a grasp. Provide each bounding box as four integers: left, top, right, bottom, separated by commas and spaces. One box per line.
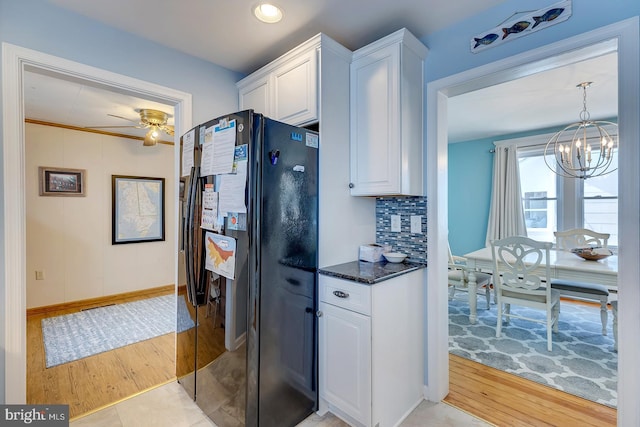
25, 123, 175, 308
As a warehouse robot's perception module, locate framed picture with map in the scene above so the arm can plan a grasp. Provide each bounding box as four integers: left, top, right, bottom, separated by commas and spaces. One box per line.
112, 175, 165, 244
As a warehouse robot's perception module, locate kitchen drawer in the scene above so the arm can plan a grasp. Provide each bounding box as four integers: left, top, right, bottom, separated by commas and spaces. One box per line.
319, 275, 371, 316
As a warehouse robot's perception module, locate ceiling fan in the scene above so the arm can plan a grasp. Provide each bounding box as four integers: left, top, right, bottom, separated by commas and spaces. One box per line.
88, 108, 174, 146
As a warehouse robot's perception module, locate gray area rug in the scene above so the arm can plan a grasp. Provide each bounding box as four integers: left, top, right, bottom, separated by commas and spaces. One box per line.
449, 294, 617, 407
42, 294, 195, 368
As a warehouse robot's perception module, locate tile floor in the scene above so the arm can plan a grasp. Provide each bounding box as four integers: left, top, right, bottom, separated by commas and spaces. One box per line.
70, 381, 492, 427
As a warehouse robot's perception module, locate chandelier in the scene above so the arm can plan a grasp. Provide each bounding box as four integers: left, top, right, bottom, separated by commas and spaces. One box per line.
544, 82, 617, 179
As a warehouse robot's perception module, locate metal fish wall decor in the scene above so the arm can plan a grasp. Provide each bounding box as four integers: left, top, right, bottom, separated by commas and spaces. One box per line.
470, 0, 572, 53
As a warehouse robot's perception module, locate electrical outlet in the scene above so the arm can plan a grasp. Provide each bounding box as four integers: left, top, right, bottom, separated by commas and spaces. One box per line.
391, 215, 401, 232
411, 215, 423, 234
35, 270, 44, 280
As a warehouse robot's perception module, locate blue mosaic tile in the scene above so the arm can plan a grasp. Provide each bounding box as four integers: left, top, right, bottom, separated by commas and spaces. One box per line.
375, 196, 427, 263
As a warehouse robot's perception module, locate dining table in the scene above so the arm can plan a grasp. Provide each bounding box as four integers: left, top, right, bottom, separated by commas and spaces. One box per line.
461, 246, 618, 325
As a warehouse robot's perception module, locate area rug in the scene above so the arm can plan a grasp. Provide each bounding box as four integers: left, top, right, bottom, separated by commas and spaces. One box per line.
42, 294, 195, 368
449, 294, 617, 408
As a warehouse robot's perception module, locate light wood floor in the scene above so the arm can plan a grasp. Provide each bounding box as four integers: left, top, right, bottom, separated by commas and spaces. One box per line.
27, 286, 224, 420
446, 354, 617, 426
30, 290, 617, 425
27, 285, 225, 419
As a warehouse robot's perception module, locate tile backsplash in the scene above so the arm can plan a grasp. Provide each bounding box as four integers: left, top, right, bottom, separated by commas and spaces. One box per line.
376, 196, 427, 263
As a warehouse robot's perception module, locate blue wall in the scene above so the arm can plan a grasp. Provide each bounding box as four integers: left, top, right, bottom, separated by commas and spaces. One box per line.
447, 139, 494, 256
423, 0, 639, 82
0, 0, 243, 403
0, 0, 243, 124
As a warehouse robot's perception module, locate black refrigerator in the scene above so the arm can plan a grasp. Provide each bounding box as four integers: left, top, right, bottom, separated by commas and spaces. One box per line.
178, 110, 318, 427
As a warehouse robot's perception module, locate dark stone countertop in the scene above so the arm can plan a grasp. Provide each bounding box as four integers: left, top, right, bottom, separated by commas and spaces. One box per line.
318, 260, 426, 285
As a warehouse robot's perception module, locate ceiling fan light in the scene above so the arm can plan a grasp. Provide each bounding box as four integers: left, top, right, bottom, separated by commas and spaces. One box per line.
253, 3, 283, 23
143, 128, 158, 146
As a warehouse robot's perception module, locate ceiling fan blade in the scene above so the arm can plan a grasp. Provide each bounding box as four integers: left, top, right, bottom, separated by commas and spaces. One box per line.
107, 113, 143, 125
161, 125, 175, 136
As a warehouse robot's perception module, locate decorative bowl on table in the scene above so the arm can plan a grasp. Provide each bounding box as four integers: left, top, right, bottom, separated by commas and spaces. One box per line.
570, 247, 613, 261
383, 252, 407, 263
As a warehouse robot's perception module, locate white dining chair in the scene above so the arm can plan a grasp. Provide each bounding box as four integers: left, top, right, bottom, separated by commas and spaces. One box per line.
448, 243, 492, 310
490, 236, 560, 351
552, 228, 611, 335
554, 228, 610, 250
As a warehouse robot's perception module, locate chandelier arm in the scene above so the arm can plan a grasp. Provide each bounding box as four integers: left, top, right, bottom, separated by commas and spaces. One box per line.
544, 132, 584, 179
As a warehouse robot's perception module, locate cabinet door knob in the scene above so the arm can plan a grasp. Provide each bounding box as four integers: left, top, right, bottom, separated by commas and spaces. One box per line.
316, 310, 323, 317
333, 290, 349, 299
348, 183, 354, 188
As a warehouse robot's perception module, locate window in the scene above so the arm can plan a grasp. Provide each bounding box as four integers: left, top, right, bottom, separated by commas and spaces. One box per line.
583, 159, 618, 245
519, 154, 558, 242
524, 191, 549, 228
518, 146, 618, 247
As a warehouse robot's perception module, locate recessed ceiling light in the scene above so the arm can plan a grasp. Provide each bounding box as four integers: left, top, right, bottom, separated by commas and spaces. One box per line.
253, 3, 283, 23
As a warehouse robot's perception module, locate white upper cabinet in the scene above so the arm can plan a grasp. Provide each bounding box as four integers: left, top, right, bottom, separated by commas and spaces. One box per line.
238, 38, 318, 126
272, 48, 318, 125
238, 75, 270, 119
349, 28, 428, 196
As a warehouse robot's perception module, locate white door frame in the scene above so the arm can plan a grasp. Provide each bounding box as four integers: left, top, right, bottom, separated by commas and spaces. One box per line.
426, 17, 639, 425
2, 42, 193, 403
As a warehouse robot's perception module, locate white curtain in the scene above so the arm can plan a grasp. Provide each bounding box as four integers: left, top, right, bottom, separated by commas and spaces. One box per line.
485, 144, 527, 246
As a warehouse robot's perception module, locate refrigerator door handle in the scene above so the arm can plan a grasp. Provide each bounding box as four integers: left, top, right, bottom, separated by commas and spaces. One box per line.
184, 166, 200, 306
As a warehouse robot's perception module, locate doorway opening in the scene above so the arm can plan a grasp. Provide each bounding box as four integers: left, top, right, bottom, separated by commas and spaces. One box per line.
3, 42, 192, 404
447, 48, 618, 406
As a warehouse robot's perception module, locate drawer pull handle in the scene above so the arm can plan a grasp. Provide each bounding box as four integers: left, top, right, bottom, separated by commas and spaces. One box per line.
333, 290, 349, 299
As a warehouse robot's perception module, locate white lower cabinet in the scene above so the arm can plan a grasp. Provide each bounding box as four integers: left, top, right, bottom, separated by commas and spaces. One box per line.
318, 270, 424, 427
319, 301, 372, 426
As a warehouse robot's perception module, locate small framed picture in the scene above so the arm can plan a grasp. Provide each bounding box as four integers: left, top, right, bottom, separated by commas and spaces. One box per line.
39, 167, 86, 196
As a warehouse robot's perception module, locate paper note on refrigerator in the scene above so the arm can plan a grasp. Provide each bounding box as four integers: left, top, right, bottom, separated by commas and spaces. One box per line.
204, 231, 236, 279
211, 120, 236, 175
181, 128, 195, 177
218, 159, 247, 216
200, 126, 215, 177
201, 184, 220, 231
231, 144, 248, 173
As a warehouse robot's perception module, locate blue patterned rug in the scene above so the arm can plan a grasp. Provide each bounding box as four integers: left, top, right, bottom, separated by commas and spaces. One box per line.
42, 294, 195, 368
449, 294, 617, 407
